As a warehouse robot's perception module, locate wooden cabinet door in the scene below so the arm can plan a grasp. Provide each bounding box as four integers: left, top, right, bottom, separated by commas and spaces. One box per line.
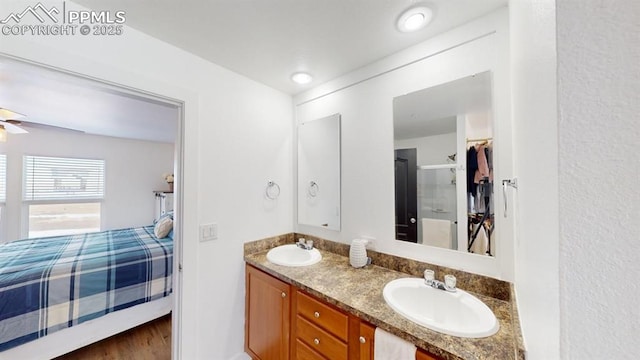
245, 265, 291, 360
416, 349, 439, 360
359, 322, 375, 360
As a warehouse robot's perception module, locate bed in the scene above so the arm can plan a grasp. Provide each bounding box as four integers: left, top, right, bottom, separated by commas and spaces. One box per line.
0, 225, 173, 356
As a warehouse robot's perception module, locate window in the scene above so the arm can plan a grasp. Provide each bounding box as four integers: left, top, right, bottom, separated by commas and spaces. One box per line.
23, 156, 105, 238
28, 203, 101, 238
23, 155, 105, 201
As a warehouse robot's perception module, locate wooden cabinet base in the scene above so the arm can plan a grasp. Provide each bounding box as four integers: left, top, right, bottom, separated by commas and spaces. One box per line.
359, 321, 439, 360
296, 316, 348, 360
295, 339, 326, 360
359, 322, 375, 359
246, 265, 440, 360
245, 265, 290, 360
416, 349, 439, 360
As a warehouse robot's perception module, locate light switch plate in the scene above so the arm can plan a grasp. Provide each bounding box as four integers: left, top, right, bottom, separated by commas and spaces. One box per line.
199, 223, 218, 242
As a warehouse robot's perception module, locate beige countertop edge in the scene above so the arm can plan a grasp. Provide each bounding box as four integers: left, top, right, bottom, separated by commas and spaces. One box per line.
245, 249, 519, 360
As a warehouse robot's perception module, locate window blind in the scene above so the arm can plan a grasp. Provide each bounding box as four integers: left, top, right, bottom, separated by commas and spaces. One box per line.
23, 155, 105, 201
0, 154, 6, 203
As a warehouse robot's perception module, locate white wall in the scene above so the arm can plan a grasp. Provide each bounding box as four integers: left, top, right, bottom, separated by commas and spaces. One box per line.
394, 132, 457, 166
465, 111, 492, 140
509, 1, 559, 359
295, 9, 514, 280
0, 127, 174, 243
511, 1, 640, 358
557, 1, 640, 358
0, 1, 293, 359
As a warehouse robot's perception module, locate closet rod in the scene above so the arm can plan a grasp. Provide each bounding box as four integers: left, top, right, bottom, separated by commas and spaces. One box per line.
466, 137, 493, 143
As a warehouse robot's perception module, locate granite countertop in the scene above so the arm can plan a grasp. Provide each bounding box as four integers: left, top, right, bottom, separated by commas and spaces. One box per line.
245, 247, 522, 360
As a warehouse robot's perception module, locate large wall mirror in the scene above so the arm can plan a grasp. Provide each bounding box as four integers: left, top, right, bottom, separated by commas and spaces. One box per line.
393, 71, 494, 256
298, 113, 341, 231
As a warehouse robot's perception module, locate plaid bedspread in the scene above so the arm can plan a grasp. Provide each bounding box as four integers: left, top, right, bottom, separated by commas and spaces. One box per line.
0, 226, 173, 351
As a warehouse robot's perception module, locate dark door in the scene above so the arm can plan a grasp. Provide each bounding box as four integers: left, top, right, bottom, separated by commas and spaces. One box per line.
394, 149, 417, 242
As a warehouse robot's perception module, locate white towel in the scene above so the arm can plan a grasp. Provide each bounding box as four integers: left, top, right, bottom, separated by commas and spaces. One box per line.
421, 218, 451, 249
374, 328, 416, 360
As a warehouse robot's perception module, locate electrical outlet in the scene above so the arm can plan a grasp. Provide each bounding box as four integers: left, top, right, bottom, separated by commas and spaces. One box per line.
199, 223, 218, 242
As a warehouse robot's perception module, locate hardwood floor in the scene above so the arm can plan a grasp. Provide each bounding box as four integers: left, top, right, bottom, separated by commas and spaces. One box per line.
54, 314, 171, 360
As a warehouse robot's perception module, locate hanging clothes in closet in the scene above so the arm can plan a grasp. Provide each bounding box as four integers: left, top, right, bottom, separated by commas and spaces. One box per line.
466, 146, 478, 195
474, 143, 490, 184
466, 139, 494, 255
466, 142, 493, 213
473, 143, 494, 214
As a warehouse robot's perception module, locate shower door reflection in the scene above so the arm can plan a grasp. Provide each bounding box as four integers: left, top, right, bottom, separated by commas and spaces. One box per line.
416, 166, 458, 250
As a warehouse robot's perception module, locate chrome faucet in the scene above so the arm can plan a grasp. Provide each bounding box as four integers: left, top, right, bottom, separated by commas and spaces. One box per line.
424, 270, 457, 292
428, 279, 457, 292
296, 238, 314, 250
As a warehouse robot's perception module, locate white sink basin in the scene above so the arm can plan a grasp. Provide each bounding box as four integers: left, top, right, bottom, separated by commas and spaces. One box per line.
382, 278, 499, 338
266, 244, 322, 267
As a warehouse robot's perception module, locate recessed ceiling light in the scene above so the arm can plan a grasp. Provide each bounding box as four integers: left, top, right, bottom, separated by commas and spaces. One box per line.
397, 6, 433, 32
291, 72, 313, 85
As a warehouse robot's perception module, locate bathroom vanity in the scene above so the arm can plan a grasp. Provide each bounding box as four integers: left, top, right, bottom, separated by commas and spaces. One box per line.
246, 264, 438, 360
244, 234, 525, 360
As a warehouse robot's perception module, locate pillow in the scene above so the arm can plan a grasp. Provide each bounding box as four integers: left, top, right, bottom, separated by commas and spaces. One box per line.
154, 211, 174, 224
154, 216, 173, 238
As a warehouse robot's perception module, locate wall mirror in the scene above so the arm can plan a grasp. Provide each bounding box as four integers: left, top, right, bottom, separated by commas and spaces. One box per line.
298, 113, 341, 231
393, 71, 494, 256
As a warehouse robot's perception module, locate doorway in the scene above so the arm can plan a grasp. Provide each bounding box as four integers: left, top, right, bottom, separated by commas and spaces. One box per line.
0, 54, 184, 359
394, 148, 417, 242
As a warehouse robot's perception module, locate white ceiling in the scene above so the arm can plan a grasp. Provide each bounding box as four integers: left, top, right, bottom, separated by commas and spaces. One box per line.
73, 0, 507, 95
0, 57, 179, 143
393, 71, 492, 140
0, 1, 506, 142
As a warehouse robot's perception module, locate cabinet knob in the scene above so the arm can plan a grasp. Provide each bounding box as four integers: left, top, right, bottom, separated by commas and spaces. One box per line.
314, 311, 320, 318
359, 336, 366, 344
281, 292, 286, 298
313, 338, 320, 345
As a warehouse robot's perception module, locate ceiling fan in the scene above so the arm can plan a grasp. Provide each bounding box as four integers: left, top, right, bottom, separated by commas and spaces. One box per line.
0, 108, 28, 141
0, 107, 84, 141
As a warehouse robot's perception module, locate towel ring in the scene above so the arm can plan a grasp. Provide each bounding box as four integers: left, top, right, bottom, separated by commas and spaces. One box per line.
266, 181, 280, 200
308, 181, 319, 197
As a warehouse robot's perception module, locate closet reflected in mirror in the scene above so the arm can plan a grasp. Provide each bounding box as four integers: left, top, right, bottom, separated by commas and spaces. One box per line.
393, 71, 494, 256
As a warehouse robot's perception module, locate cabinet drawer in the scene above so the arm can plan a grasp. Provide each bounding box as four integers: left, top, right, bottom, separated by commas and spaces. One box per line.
296, 338, 327, 360
297, 291, 349, 341
297, 316, 347, 360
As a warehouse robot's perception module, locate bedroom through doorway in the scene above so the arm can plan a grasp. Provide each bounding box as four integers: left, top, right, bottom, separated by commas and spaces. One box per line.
0, 55, 184, 359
